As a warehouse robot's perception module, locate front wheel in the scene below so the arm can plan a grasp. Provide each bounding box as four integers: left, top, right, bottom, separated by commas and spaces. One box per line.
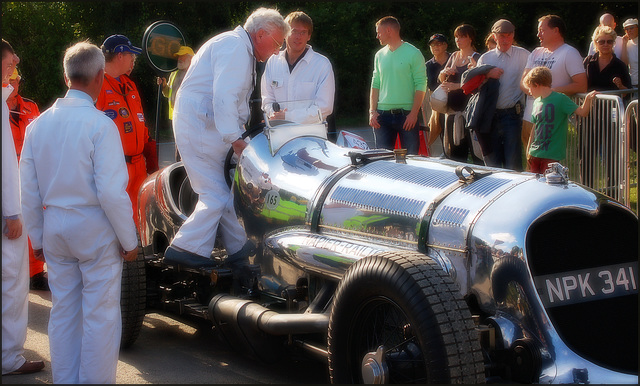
120, 242, 147, 349
327, 251, 485, 384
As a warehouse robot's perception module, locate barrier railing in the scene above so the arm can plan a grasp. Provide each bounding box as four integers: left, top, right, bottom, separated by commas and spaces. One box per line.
565, 90, 637, 213
625, 99, 638, 214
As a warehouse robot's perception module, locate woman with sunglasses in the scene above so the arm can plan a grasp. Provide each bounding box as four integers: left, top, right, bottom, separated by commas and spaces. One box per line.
579, 25, 632, 192
583, 25, 631, 91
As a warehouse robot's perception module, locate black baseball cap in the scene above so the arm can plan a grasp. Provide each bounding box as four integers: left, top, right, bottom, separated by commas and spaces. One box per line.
429, 33, 447, 44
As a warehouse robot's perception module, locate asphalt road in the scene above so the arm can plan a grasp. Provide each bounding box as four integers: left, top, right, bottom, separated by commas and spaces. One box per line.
4, 290, 330, 384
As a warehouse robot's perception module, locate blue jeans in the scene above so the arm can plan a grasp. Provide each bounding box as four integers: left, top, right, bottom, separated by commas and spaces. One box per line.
375, 110, 420, 155
485, 109, 523, 171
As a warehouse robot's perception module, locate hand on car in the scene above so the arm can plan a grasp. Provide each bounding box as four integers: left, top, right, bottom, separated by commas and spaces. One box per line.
232, 138, 248, 156
268, 109, 286, 120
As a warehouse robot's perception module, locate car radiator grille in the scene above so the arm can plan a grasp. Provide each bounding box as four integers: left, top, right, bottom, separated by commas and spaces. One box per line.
526, 205, 638, 374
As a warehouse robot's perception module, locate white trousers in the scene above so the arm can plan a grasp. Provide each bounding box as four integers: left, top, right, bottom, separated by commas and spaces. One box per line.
43, 207, 123, 384
2, 217, 29, 375
170, 95, 247, 257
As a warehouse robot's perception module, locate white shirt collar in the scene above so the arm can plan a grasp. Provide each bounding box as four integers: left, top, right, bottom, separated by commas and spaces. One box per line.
2, 84, 14, 101
65, 89, 94, 103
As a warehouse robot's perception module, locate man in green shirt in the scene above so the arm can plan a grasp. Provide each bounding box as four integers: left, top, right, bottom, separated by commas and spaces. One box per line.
369, 16, 427, 154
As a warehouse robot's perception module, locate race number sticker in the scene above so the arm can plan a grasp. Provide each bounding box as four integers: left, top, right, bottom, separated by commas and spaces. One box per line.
534, 261, 638, 308
265, 190, 280, 210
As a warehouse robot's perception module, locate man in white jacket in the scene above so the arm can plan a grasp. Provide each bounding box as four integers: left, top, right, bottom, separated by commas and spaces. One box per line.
164, 8, 289, 276
2, 38, 45, 377
20, 42, 138, 384
261, 11, 335, 124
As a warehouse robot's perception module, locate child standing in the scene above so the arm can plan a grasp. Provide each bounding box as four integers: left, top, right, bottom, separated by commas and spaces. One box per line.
524, 66, 598, 173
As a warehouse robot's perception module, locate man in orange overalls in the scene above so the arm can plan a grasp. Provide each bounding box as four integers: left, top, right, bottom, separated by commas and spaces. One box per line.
7, 67, 48, 291
96, 34, 158, 228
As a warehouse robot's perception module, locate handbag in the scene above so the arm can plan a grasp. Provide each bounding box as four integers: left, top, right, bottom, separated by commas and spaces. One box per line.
430, 84, 449, 114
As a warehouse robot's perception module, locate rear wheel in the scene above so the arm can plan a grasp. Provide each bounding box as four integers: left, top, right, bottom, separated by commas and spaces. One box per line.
120, 241, 147, 348
328, 251, 485, 383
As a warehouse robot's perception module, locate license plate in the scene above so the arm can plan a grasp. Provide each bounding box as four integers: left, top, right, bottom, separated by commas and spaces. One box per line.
534, 262, 638, 308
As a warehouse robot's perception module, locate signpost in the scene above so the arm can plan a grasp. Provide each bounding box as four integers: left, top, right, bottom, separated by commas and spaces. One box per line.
141, 21, 187, 155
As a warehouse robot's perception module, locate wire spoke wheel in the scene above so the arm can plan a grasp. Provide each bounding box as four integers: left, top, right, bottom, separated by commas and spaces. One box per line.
328, 251, 485, 384
351, 297, 427, 383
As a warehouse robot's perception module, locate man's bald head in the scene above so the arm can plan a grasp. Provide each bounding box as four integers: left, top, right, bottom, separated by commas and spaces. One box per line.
600, 13, 616, 28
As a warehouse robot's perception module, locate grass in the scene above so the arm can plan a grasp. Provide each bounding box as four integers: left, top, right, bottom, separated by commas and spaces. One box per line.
629, 148, 638, 213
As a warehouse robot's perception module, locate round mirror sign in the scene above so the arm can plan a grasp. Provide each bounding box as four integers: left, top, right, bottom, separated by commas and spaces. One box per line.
142, 20, 186, 74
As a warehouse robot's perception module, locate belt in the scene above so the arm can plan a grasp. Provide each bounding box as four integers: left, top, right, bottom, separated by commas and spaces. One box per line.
379, 109, 409, 115
495, 101, 522, 115
125, 153, 144, 163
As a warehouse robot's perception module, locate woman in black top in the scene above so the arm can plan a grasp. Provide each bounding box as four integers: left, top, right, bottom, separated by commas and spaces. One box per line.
584, 26, 632, 91
438, 24, 482, 164
579, 25, 632, 190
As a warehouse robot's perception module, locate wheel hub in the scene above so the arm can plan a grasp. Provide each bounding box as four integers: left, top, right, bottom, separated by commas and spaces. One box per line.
361, 345, 388, 384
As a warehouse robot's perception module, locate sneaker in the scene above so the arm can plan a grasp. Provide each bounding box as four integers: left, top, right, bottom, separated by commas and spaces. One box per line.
164, 246, 218, 268
29, 272, 49, 291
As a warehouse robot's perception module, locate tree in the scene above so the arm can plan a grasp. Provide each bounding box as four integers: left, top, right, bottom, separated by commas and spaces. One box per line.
2, 1, 637, 129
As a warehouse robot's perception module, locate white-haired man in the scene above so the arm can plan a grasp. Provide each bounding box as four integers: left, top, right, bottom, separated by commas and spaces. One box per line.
20, 41, 138, 383
164, 8, 289, 277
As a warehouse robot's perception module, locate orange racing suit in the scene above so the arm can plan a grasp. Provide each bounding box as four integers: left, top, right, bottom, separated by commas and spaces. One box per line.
96, 73, 158, 227
9, 94, 43, 277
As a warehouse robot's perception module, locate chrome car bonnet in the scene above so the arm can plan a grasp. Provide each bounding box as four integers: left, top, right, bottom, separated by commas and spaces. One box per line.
233, 131, 637, 383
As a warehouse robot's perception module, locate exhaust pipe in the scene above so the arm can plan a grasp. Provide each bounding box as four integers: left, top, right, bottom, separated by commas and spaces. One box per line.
209, 294, 329, 335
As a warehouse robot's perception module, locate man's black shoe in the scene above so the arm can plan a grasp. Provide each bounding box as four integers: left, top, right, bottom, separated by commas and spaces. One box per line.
29, 272, 49, 291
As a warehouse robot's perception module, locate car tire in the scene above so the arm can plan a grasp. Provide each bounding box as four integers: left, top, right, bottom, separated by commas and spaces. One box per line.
327, 251, 485, 384
120, 241, 147, 349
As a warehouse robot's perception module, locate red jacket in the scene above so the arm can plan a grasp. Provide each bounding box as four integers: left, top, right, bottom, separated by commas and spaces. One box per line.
9, 94, 40, 160
96, 73, 158, 173
96, 73, 149, 156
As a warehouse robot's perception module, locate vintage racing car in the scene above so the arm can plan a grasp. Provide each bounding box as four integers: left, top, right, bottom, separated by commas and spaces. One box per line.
122, 107, 638, 384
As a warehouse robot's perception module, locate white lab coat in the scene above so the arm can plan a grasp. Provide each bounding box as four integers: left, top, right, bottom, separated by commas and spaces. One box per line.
170, 26, 253, 257
20, 89, 137, 384
261, 45, 335, 124
2, 84, 29, 375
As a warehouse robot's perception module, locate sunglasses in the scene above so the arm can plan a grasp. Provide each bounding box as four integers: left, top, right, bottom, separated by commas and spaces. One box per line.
596, 39, 614, 45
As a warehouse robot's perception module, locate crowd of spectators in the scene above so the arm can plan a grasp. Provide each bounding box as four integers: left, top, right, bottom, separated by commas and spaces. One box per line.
422, 12, 637, 171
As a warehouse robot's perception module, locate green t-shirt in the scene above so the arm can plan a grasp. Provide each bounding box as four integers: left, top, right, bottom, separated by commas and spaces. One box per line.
529, 91, 578, 161
371, 42, 427, 110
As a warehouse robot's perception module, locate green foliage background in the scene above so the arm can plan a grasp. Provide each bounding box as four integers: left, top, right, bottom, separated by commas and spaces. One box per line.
2, 1, 637, 132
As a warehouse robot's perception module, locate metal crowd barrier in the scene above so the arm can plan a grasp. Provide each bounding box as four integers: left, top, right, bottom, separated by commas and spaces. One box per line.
565, 90, 638, 214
